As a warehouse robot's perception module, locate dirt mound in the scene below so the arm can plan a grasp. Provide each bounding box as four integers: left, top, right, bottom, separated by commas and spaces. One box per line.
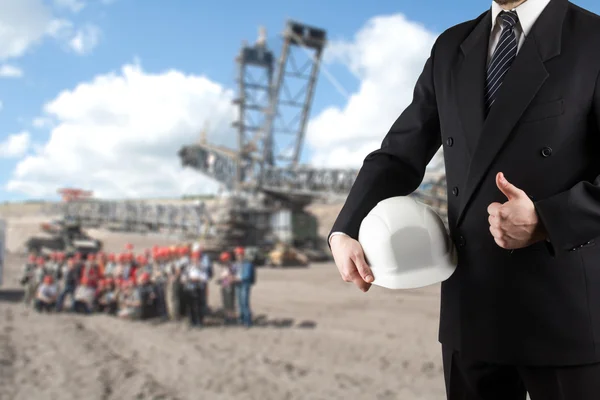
0, 247, 446, 399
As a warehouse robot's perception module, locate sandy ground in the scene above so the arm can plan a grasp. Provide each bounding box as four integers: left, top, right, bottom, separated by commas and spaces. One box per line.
0, 203, 447, 400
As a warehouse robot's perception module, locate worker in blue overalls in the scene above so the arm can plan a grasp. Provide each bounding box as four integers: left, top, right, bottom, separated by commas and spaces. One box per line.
233, 246, 255, 327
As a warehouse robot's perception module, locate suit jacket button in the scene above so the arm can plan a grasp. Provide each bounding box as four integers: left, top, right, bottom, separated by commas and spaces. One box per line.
452, 186, 459, 196
446, 137, 454, 147
457, 236, 466, 248
541, 147, 552, 157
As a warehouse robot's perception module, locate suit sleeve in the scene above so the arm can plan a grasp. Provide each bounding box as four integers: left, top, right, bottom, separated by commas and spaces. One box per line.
329, 40, 442, 241
534, 70, 600, 256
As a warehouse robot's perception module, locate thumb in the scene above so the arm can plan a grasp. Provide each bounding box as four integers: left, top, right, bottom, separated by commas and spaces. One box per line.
352, 249, 373, 283
496, 172, 524, 201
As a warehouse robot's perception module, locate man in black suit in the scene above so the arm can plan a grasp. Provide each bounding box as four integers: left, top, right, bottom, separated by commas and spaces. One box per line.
329, 0, 600, 398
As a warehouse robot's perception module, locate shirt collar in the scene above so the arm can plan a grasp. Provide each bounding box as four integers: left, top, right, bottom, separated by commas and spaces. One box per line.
491, 0, 551, 36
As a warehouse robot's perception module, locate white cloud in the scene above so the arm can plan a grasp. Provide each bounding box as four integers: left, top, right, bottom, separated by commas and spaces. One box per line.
0, 64, 23, 78
6, 13, 446, 199
0, 131, 31, 158
306, 14, 439, 169
53, 0, 85, 13
0, 0, 54, 60
32, 117, 54, 129
6, 63, 237, 199
0, 0, 103, 61
46, 18, 74, 39
68, 24, 101, 54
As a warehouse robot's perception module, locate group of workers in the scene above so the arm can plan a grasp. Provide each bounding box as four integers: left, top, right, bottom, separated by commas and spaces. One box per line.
19, 243, 257, 327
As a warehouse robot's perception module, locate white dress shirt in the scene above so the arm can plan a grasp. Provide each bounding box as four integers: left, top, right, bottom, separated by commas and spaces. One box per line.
329, 0, 552, 246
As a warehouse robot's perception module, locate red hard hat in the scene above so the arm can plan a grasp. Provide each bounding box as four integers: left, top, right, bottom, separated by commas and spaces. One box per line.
219, 252, 231, 262
234, 246, 244, 255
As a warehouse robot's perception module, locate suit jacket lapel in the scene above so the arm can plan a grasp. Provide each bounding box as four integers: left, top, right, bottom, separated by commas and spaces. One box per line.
453, 11, 491, 156
455, 0, 568, 226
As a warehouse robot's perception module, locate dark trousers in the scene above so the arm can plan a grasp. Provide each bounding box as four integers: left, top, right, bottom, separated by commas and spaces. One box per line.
35, 300, 55, 312
187, 285, 205, 326
155, 283, 167, 318
73, 300, 91, 314
56, 285, 76, 312
443, 346, 600, 400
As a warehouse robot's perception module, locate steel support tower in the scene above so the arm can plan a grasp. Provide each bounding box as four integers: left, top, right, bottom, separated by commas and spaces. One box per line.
261, 21, 325, 171
232, 26, 275, 192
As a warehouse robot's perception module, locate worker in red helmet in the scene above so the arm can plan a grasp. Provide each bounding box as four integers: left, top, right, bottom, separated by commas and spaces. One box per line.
34, 275, 58, 313
137, 272, 157, 320
31, 256, 48, 302
135, 255, 151, 281
232, 246, 256, 327
46, 252, 61, 283
56, 257, 79, 312
20, 253, 38, 306
72, 254, 100, 314
104, 253, 117, 277
199, 249, 214, 315
97, 277, 117, 315
118, 278, 142, 320
183, 251, 210, 327
119, 253, 137, 282
165, 254, 183, 322
150, 249, 169, 321
217, 251, 237, 324
80, 253, 100, 287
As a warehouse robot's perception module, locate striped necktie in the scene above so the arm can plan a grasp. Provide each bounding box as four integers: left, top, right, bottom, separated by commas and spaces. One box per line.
484, 10, 519, 113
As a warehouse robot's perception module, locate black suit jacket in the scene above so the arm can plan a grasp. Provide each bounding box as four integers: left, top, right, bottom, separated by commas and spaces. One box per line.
331, 0, 600, 366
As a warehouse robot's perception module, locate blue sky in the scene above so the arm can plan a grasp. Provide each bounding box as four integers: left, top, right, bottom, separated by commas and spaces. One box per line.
1, 0, 599, 201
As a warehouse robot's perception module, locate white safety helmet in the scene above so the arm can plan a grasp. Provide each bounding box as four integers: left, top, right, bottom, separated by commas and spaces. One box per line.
358, 196, 457, 290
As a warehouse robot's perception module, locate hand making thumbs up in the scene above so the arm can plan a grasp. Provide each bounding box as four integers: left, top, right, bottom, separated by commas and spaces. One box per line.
487, 172, 548, 249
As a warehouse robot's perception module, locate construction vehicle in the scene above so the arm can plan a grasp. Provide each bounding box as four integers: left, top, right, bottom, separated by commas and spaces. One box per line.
177, 21, 339, 264
266, 242, 309, 267
25, 216, 102, 257
54, 20, 448, 261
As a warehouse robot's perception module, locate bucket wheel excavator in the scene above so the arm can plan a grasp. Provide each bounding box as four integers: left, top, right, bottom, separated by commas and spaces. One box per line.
178, 21, 353, 264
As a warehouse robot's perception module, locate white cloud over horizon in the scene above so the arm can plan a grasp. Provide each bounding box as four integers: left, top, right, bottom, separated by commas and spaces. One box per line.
5, 63, 236, 198
306, 14, 440, 169
4, 12, 446, 199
